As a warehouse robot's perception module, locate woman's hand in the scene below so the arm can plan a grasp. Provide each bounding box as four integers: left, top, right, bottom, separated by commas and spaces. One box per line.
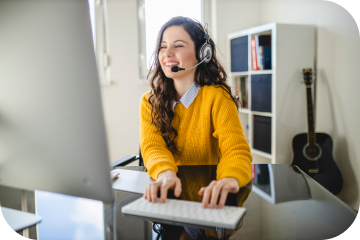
143, 170, 182, 203
198, 177, 239, 209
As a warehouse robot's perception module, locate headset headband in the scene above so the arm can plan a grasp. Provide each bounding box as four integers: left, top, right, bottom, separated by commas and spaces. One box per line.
186, 18, 211, 43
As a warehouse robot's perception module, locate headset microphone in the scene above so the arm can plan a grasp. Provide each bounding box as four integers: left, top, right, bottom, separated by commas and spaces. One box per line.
171, 66, 184, 72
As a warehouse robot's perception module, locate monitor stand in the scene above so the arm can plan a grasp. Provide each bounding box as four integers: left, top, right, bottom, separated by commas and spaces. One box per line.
1, 206, 42, 232
0, 190, 42, 235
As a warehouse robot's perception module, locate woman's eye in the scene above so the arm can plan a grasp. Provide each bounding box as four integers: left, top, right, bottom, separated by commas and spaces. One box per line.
175, 45, 183, 48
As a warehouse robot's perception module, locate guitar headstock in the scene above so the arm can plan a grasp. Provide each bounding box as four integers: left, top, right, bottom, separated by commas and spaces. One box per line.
302, 68, 314, 86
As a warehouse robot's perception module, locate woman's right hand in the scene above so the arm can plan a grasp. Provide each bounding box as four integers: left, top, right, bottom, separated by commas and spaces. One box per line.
144, 169, 182, 203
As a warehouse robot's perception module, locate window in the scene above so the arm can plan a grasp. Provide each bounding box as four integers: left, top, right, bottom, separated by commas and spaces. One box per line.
138, 0, 202, 80
88, 0, 96, 51
89, 0, 112, 86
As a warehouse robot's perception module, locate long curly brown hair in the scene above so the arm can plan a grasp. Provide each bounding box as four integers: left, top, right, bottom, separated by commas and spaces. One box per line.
147, 16, 240, 156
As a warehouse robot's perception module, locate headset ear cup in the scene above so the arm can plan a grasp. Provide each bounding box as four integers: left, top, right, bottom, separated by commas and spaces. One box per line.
199, 43, 212, 64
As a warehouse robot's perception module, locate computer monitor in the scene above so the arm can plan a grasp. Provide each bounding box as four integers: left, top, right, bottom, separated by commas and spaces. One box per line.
0, 0, 114, 203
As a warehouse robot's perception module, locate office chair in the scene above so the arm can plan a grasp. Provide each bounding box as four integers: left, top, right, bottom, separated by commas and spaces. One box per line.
110, 146, 144, 169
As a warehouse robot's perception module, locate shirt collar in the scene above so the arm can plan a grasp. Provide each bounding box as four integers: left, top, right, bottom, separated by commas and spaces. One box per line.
172, 82, 200, 109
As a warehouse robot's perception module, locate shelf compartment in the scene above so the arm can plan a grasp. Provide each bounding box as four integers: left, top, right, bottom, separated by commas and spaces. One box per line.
250, 33, 272, 71
230, 36, 248, 72
251, 74, 272, 113
234, 76, 249, 109
253, 115, 272, 154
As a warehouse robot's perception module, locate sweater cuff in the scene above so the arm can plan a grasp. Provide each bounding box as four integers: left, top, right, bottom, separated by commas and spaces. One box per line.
217, 167, 252, 188
147, 162, 178, 180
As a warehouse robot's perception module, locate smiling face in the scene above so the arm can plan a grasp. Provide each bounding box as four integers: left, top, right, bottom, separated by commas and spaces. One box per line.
158, 25, 198, 80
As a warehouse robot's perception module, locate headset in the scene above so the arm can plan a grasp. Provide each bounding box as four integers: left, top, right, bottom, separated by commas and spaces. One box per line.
171, 19, 213, 72
195, 21, 213, 64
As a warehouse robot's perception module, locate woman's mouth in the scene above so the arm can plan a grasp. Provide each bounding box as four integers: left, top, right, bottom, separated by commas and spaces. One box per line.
164, 62, 179, 67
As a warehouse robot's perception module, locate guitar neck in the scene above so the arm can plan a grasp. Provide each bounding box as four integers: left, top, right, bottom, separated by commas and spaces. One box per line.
306, 85, 316, 146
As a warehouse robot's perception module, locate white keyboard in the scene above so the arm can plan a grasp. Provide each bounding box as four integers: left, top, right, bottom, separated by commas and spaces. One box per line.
121, 197, 246, 230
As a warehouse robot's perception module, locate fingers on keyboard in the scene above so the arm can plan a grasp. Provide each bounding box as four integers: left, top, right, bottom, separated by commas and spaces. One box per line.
174, 178, 182, 197
160, 185, 168, 203
150, 182, 161, 203
218, 187, 229, 209
202, 181, 216, 208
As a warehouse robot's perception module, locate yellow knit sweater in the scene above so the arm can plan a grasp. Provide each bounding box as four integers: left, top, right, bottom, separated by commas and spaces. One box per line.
140, 85, 252, 188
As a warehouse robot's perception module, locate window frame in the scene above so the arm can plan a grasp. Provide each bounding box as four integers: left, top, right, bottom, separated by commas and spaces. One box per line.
93, 0, 112, 86
137, 0, 148, 81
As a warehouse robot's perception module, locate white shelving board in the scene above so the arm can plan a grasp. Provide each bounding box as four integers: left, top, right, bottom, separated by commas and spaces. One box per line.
228, 23, 315, 164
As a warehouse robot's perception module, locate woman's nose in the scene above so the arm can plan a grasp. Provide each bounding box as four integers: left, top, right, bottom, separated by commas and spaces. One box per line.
164, 47, 174, 57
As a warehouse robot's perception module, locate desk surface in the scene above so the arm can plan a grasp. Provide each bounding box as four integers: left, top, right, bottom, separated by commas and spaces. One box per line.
1, 164, 357, 240
110, 165, 357, 240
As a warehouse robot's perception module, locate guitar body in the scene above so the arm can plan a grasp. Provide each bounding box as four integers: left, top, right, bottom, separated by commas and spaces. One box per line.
291, 132, 343, 195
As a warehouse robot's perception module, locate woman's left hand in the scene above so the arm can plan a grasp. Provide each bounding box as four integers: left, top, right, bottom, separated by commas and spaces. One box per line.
198, 177, 239, 209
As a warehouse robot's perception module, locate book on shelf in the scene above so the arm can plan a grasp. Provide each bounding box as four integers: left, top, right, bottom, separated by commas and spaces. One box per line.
251, 38, 259, 70
258, 35, 271, 46
240, 77, 248, 109
259, 46, 272, 70
235, 76, 240, 100
235, 76, 248, 109
255, 35, 261, 70
252, 35, 272, 70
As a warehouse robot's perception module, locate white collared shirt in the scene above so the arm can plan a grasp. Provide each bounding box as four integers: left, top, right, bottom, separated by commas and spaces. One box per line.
172, 81, 201, 110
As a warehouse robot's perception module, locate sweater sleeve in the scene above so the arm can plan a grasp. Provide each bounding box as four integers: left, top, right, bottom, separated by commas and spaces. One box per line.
140, 92, 178, 180
211, 89, 252, 188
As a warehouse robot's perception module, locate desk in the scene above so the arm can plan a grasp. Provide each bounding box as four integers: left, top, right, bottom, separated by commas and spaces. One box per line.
1, 164, 357, 240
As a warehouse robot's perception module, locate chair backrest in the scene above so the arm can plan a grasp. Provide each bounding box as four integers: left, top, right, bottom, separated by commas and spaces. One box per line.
139, 146, 144, 166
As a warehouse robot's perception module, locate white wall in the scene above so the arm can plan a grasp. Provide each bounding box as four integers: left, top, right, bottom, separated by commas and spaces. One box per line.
101, 0, 150, 163
102, 0, 359, 210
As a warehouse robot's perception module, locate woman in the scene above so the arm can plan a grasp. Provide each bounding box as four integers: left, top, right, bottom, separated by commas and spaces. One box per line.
140, 16, 252, 210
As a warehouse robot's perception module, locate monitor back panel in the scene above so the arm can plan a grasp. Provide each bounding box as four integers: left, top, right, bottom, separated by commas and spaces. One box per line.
0, 0, 114, 203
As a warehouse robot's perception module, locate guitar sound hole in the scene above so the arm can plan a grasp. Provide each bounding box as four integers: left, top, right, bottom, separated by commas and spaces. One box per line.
305, 145, 321, 159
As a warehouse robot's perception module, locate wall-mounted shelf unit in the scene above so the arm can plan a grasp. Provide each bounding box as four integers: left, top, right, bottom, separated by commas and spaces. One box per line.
228, 23, 315, 164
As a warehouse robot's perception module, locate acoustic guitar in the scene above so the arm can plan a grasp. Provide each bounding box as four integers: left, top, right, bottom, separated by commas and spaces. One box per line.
291, 68, 343, 195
